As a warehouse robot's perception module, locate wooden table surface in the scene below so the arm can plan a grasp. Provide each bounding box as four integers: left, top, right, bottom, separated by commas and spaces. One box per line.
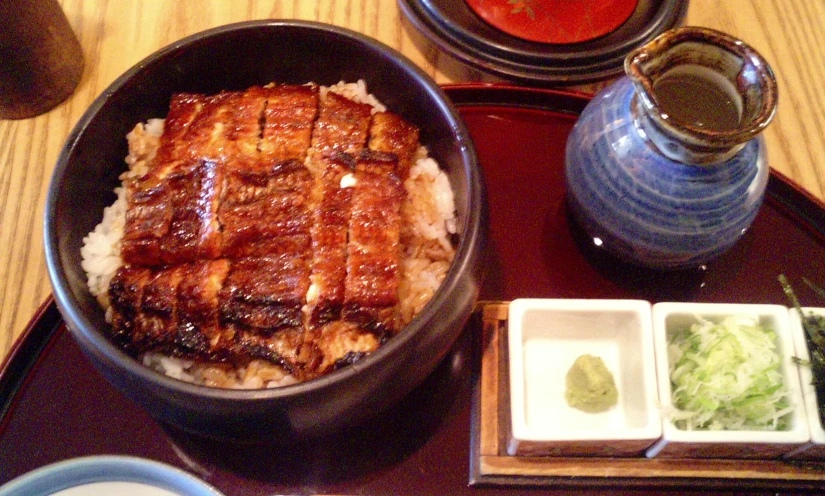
1, 0, 823, 364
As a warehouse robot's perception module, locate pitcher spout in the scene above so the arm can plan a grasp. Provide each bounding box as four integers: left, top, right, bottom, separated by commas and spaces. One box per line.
625, 26, 777, 166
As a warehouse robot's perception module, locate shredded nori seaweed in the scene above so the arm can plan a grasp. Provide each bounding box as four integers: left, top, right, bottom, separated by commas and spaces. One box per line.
779, 274, 825, 421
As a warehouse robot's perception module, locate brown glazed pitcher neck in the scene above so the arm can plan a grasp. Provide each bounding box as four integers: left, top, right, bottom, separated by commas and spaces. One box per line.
624, 26, 777, 166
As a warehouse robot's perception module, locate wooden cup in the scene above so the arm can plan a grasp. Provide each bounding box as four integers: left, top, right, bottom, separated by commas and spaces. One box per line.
0, 0, 84, 120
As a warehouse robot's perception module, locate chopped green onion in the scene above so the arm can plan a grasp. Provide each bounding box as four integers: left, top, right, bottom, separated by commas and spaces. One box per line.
668, 315, 791, 431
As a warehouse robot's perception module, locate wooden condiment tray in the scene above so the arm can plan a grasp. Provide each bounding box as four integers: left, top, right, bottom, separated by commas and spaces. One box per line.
469, 302, 825, 490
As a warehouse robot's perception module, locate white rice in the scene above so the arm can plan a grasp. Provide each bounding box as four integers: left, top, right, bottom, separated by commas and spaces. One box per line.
322, 79, 387, 114
80, 80, 457, 388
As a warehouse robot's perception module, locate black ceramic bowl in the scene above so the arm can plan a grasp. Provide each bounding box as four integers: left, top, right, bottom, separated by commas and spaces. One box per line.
44, 21, 487, 442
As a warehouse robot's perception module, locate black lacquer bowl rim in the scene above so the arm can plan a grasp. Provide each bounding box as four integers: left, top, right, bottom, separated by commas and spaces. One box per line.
43, 21, 486, 405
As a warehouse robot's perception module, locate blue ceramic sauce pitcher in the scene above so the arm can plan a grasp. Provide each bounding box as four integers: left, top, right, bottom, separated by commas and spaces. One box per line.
565, 27, 778, 270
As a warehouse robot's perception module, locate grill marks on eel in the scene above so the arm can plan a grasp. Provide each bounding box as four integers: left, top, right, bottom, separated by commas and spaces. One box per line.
113, 85, 419, 380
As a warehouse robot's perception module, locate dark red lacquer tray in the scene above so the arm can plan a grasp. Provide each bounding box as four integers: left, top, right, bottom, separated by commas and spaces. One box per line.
2, 85, 825, 495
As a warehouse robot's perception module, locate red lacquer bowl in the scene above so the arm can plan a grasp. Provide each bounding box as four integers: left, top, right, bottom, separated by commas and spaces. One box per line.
464, 0, 638, 44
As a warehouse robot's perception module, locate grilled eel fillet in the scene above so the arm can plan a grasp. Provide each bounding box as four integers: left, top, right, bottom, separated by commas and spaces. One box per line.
111, 84, 421, 380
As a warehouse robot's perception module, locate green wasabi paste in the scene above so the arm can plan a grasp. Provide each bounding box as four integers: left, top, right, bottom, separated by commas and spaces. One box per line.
564, 354, 618, 413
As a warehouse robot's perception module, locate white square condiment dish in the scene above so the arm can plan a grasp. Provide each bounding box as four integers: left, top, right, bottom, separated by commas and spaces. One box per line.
785, 307, 825, 460
507, 298, 661, 457
647, 303, 809, 459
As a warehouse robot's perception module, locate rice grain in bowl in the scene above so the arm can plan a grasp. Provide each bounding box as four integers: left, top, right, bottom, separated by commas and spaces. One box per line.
82, 79, 458, 389
45, 21, 488, 441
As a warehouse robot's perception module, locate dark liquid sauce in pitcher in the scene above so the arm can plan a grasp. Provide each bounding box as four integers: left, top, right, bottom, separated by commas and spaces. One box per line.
653, 66, 741, 132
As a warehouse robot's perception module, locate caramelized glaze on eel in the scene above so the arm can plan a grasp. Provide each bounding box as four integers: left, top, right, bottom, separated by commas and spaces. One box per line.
109, 84, 421, 381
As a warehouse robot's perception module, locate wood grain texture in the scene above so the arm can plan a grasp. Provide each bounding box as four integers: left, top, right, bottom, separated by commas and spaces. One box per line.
1, 0, 823, 362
